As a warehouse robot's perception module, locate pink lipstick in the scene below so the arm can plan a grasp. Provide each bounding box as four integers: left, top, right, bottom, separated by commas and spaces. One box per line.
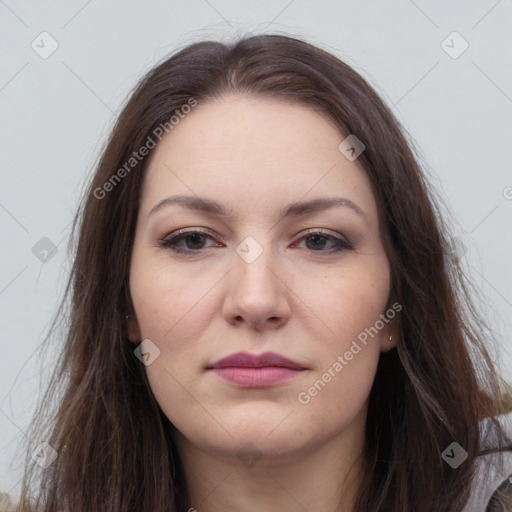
206, 351, 306, 387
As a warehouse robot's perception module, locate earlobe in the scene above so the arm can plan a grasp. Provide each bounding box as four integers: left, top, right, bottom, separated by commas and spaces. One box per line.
381, 327, 398, 353
125, 314, 141, 343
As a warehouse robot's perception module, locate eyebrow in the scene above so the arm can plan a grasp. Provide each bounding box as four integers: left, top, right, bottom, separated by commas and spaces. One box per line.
148, 194, 368, 223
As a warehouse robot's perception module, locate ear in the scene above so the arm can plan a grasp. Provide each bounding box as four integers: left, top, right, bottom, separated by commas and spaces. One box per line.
380, 320, 399, 353
125, 314, 141, 344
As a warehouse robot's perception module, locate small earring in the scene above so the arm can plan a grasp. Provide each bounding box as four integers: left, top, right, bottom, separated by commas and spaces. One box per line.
126, 314, 132, 320
389, 335, 392, 343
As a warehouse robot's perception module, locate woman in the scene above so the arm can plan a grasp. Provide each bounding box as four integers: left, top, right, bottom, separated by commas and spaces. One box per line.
14, 34, 512, 511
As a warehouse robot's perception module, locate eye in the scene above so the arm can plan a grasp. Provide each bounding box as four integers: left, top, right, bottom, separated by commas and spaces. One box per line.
292, 230, 354, 253
159, 228, 354, 255
159, 229, 222, 254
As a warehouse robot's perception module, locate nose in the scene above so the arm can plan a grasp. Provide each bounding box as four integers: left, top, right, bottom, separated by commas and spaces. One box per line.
222, 244, 291, 331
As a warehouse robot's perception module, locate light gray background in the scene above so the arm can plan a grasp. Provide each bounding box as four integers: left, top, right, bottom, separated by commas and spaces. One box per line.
1, 0, 511, 500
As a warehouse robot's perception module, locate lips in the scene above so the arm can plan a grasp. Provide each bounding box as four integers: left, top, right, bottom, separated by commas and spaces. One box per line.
206, 351, 305, 370
206, 351, 306, 387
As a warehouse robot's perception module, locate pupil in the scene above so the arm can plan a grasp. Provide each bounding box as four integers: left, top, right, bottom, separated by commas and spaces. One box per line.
187, 233, 204, 249
307, 235, 326, 250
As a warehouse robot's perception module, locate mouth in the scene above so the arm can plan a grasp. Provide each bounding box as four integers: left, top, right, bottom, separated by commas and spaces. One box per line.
206, 351, 306, 388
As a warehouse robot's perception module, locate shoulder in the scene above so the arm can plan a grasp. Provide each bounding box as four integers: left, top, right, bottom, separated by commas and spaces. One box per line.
463, 413, 512, 512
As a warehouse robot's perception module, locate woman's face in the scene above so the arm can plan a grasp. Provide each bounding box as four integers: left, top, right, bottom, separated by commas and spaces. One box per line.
128, 95, 395, 463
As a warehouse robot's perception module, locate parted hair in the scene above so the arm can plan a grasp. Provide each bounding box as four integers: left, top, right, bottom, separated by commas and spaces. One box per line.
14, 33, 512, 511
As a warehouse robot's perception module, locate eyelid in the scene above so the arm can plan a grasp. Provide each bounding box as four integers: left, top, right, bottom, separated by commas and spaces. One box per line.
161, 227, 217, 241
297, 227, 351, 244
159, 228, 222, 252
292, 228, 354, 252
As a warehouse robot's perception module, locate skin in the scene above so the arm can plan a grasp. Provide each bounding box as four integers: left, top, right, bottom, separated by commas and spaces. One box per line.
128, 94, 397, 512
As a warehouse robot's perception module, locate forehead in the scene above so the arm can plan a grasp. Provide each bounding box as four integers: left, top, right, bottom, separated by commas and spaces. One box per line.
140, 94, 379, 224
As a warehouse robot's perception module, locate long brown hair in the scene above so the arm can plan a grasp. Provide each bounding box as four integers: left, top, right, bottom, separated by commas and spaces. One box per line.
14, 33, 512, 512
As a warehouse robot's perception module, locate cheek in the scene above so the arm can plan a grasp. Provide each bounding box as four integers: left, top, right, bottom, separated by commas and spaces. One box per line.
130, 265, 218, 429
290, 260, 390, 407
292, 257, 391, 347
130, 258, 219, 343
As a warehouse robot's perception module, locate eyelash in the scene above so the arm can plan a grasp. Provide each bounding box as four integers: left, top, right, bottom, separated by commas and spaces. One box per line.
158, 228, 354, 255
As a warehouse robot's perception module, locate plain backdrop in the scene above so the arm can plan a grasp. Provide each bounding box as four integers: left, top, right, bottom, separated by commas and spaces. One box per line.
1, 0, 511, 499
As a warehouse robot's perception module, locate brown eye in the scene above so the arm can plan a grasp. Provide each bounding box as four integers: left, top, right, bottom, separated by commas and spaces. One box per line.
293, 231, 354, 253
304, 234, 331, 250
160, 230, 221, 254
181, 233, 208, 250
